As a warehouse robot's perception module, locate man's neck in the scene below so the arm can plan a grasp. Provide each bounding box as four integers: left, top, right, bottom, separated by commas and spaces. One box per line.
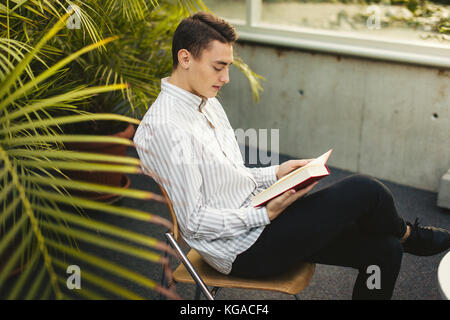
168, 72, 204, 100
167, 72, 208, 113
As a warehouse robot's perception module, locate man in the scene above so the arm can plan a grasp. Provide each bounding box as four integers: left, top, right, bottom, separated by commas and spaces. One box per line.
134, 12, 450, 299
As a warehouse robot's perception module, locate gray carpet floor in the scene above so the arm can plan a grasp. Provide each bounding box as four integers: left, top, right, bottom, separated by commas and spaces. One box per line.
121, 146, 450, 300
2, 146, 448, 300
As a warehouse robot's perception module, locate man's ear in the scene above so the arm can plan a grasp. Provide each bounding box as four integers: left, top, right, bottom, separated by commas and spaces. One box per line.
177, 49, 190, 70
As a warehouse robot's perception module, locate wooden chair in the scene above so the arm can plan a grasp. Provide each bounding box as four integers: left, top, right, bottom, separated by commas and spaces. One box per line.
159, 185, 315, 300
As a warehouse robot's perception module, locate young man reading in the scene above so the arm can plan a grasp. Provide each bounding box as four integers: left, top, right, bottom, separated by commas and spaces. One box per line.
134, 12, 450, 299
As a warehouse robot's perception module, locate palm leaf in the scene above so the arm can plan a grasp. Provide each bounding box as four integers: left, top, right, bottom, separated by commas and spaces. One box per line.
2, 0, 265, 300
233, 55, 265, 103
0, 14, 178, 300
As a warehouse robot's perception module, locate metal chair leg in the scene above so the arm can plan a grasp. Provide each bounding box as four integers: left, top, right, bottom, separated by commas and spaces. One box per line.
166, 232, 214, 300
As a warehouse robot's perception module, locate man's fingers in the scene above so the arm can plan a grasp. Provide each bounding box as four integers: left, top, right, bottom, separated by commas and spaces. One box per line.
291, 159, 315, 169
280, 181, 318, 204
283, 158, 313, 167
279, 189, 296, 203
284, 189, 296, 197
307, 181, 319, 190
295, 181, 318, 197
291, 159, 307, 166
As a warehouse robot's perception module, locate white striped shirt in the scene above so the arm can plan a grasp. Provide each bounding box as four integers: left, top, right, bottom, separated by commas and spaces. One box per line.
134, 77, 278, 274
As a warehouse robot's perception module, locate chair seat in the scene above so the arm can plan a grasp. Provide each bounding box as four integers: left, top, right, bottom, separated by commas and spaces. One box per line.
173, 249, 315, 295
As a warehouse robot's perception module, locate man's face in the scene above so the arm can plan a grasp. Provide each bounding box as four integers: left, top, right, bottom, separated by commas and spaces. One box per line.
186, 40, 234, 99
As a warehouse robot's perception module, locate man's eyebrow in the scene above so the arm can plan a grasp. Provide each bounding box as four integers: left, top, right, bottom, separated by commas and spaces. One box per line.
214, 60, 233, 66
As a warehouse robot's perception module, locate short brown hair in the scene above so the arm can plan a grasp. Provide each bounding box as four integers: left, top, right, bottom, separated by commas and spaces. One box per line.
171, 12, 238, 70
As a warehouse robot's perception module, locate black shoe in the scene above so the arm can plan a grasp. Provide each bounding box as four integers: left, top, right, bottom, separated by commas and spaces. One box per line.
403, 218, 450, 256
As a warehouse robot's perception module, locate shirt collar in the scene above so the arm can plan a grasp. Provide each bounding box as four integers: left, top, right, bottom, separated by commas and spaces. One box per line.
161, 77, 208, 112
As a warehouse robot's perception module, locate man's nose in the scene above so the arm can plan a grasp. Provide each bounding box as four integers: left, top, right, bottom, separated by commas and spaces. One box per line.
220, 69, 230, 84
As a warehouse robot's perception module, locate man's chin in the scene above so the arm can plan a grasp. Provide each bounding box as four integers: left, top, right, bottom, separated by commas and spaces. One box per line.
191, 89, 215, 99
203, 92, 218, 99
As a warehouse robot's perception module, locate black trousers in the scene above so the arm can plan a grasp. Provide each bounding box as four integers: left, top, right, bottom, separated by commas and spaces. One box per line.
230, 174, 407, 300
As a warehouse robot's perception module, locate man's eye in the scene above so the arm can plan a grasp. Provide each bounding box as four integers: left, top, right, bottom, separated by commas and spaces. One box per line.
214, 67, 223, 71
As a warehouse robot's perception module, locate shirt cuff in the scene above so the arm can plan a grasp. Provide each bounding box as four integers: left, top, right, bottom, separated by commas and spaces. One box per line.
247, 206, 271, 229
252, 165, 279, 189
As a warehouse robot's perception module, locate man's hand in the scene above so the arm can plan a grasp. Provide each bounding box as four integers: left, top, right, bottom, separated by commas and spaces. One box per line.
276, 159, 314, 180
266, 181, 318, 221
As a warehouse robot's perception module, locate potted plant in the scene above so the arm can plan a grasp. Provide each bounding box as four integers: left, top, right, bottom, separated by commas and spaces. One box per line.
1, 0, 264, 299
0, 12, 178, 300
3, 0, 263, 201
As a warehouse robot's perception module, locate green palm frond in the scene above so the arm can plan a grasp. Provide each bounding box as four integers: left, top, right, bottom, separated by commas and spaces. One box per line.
1, 0, 266, 300
1, 0, 263, 119
0, 0, 103, 47
233, 55, 265, 103
0, 13, 178, 300
3, 0, 261, 118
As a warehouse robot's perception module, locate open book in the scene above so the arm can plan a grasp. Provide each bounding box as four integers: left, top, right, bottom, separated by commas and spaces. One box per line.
251, 149, 333, 207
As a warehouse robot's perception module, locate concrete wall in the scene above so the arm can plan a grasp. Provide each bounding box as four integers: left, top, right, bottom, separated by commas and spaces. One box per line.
219, 42, 450, 192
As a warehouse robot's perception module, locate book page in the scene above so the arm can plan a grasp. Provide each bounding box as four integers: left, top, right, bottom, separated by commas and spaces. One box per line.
262, 149, 333, 191
275, 149, 333, 184
304, 149, 332, 166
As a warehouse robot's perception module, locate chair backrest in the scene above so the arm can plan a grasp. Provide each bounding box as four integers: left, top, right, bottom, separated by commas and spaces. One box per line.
158, 184, 180, 241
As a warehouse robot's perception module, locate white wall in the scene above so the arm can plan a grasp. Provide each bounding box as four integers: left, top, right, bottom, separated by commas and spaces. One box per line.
219, 42, 450, 191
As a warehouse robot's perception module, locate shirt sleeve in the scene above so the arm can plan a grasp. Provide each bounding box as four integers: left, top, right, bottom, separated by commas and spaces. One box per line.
245, 165, 279, 189
134, 121, 271, 241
